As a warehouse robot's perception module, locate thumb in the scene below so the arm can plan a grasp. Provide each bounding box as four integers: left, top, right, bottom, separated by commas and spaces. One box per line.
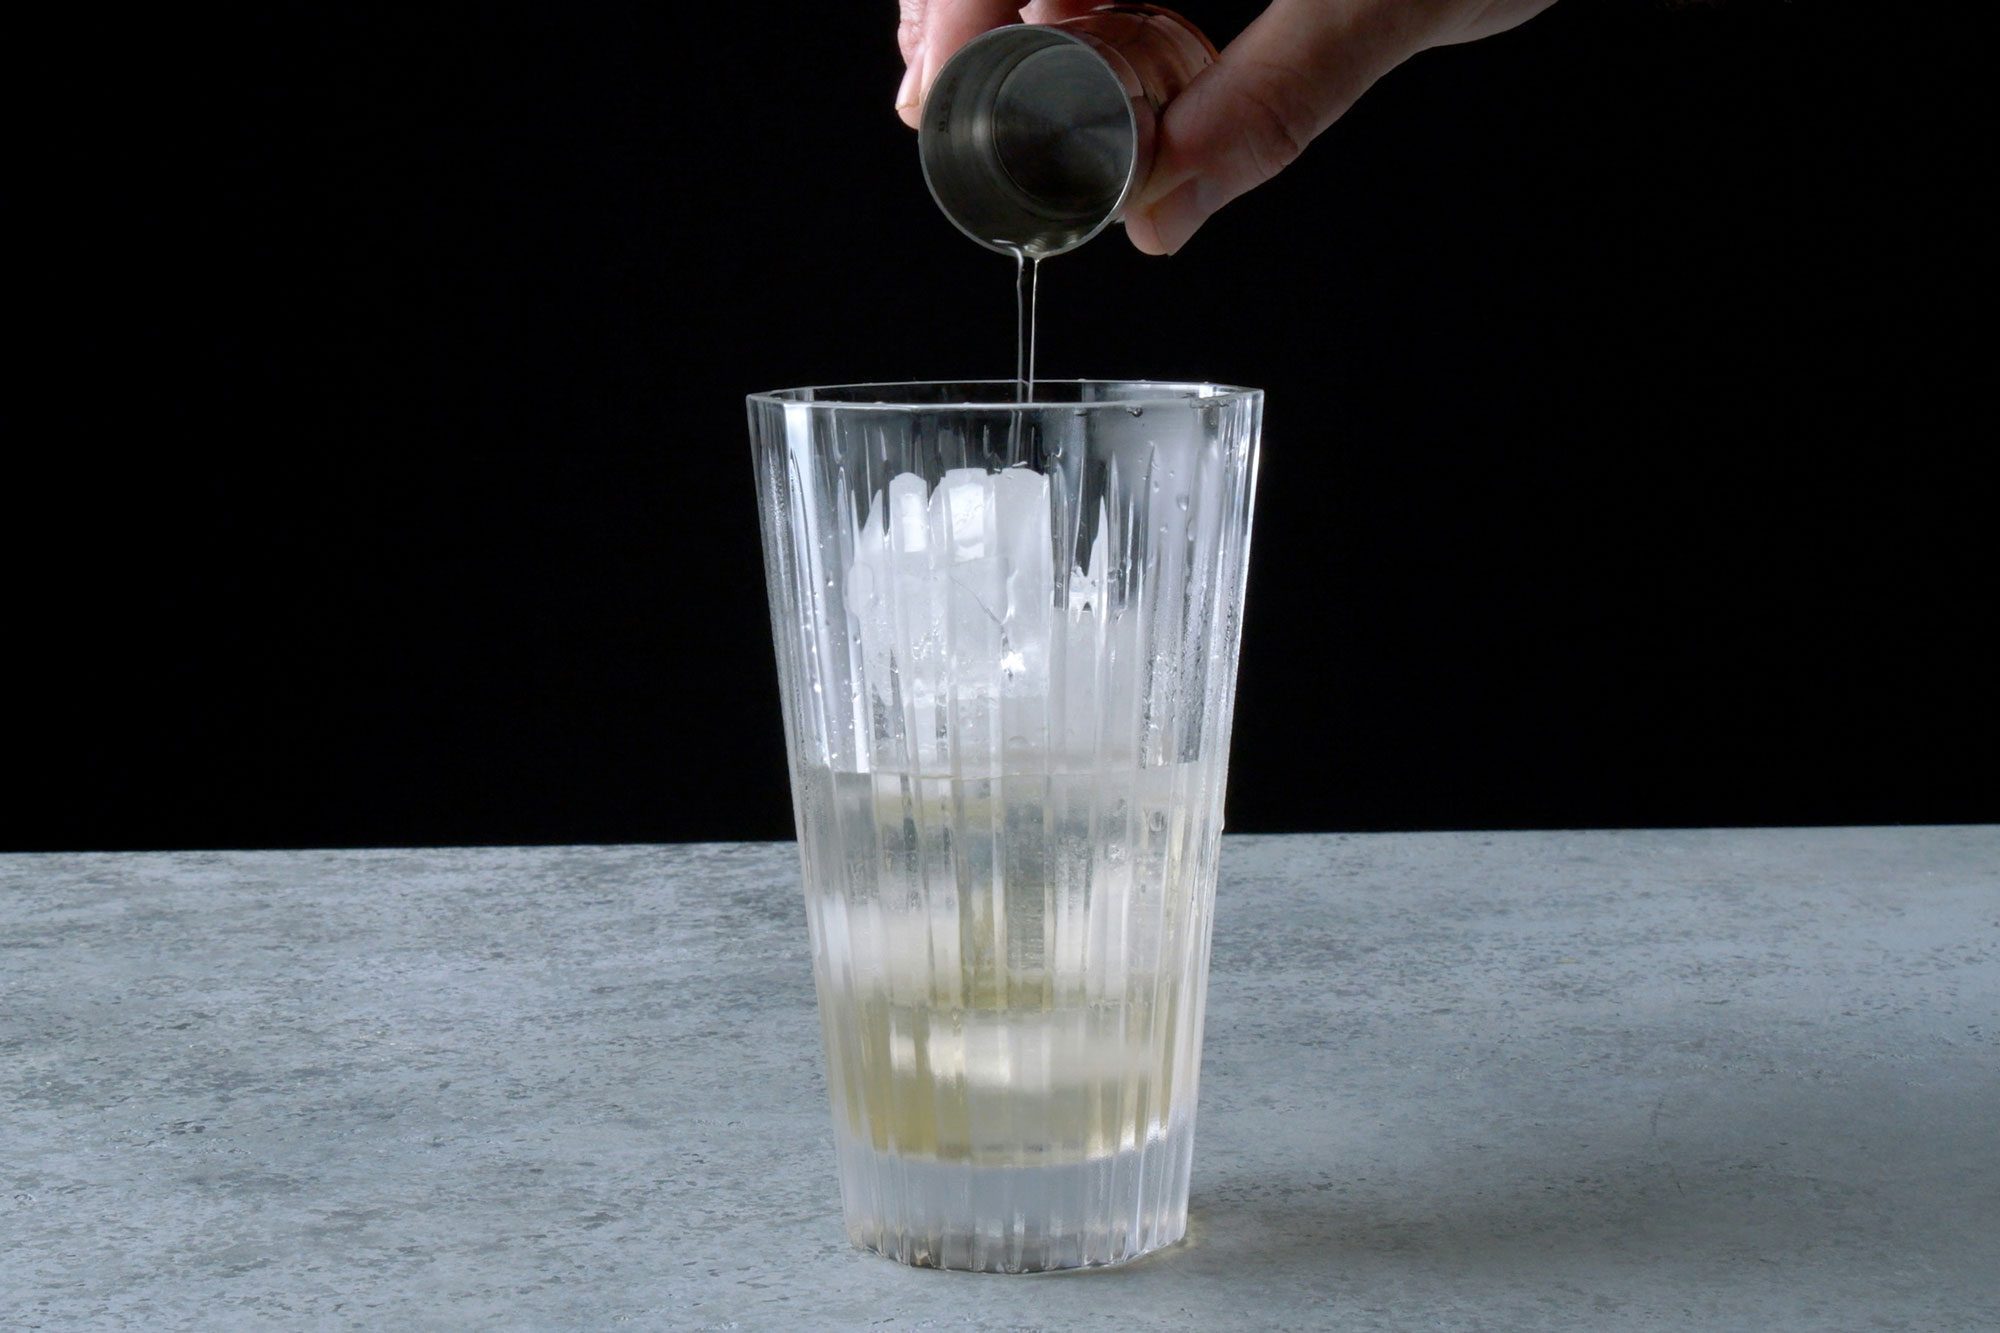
1125, 0, 1416, 255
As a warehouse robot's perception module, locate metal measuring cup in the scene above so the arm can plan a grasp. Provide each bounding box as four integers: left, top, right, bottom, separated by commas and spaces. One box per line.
917, 5, 1216, 258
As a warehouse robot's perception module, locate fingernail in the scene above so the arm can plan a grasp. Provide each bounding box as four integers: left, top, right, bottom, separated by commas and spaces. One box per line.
894, 50, 924, 112
1147, 178, 1215, 256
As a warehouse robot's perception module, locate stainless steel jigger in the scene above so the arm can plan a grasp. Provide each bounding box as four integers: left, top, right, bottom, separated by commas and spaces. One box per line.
918, 5, 1216, 257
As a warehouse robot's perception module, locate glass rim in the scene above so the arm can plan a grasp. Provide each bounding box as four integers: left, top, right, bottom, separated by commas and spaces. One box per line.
746, 379, 1263, 412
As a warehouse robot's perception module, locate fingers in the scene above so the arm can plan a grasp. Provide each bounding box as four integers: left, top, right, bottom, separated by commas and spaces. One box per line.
896, 0, 1019, 127
897, 0, 926, 64
1125, 0, 1419, 255
896, 1, 1102, 128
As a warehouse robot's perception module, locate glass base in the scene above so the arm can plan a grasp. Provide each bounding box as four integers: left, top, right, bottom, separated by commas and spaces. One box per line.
835, 1118, 1196, 1272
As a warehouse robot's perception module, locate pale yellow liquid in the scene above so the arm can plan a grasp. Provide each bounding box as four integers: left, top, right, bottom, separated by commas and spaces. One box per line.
799, 765, 1210, 1168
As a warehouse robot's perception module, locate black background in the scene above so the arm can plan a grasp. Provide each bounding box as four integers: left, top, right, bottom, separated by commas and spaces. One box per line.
16, 1, 1995, 851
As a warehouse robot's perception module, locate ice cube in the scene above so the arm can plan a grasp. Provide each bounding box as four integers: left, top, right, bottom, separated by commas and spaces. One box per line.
846, 467, 1092, 771
929, 467, 991, 561
888, 472, 930, 558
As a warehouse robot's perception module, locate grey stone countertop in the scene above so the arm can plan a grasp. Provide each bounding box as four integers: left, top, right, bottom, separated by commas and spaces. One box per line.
4, 829, 1997, 1330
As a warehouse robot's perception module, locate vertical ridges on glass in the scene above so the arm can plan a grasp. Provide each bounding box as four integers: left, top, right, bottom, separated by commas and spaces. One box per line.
752, 387, 1259, 1272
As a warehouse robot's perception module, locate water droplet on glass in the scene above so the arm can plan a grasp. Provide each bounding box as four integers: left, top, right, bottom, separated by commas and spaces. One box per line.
1127, 406, 1144, 417
1176, 495, 1189, 511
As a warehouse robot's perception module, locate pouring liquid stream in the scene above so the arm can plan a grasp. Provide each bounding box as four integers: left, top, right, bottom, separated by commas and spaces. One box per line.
1013, 248, 1040, 401
1008, 247, 1045, 468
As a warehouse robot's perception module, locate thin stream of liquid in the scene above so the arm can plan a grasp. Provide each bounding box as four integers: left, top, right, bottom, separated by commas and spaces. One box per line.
1011, 249, 1041, 401
1008, 247, 1046, 468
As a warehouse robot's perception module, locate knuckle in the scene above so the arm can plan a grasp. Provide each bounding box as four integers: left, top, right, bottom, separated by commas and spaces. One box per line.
1230, 60, 1318, 183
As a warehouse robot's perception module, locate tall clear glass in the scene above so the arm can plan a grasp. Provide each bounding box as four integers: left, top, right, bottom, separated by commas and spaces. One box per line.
747, 380, 1260, 1271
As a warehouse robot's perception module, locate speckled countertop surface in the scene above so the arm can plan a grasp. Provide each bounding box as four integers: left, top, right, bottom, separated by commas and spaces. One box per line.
4, 829, 1997, 1330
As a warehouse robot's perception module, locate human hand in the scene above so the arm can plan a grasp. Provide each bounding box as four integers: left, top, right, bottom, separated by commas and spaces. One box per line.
895, 1, 1559, 254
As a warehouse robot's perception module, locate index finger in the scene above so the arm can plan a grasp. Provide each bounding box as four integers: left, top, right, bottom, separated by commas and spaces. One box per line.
899, 1, 1022, 126
898, 2, 1101, 128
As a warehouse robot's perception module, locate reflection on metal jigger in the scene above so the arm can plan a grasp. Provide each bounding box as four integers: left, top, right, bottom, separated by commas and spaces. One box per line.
918, 5, 1216, 258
